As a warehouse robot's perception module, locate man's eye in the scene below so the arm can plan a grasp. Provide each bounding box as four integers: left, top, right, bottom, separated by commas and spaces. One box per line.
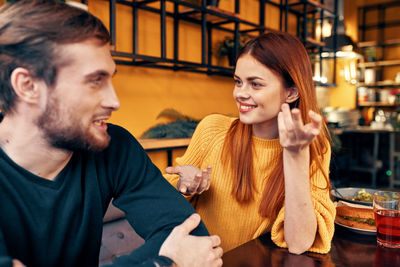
91, 77, 103, 85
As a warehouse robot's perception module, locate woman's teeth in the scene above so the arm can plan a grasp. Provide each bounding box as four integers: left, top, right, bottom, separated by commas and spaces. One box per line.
241, 105, 255, 110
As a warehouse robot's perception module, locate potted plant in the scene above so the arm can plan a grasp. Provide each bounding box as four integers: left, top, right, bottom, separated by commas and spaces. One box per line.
215, 36, 247, 66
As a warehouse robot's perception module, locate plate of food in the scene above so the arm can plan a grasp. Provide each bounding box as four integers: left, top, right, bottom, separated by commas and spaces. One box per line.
334, 201, 376, 235
330, 187, 376, 206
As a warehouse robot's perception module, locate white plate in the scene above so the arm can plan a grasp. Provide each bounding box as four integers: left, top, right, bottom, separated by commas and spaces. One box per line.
331, 187, 376, 206
334, 220, 376, 235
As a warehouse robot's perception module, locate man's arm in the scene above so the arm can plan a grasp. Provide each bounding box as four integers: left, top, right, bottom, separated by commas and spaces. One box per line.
104, 214, 223, 267
110, 155, 210, 265
0, 227, 13, 267
103, 125, 220, 266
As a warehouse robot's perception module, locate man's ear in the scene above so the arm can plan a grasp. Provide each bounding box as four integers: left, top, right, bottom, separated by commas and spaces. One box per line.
285, 86, 299, 103
10, 67, 41, 104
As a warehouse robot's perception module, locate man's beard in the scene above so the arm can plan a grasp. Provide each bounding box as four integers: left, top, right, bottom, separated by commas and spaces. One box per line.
37, 95, 110, 152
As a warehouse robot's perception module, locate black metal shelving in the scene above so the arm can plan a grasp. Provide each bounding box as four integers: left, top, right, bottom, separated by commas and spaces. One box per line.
282, 0, 338, 86
107, 0, 256, 76
356, 1, 400, 109
104, 0, 338, 80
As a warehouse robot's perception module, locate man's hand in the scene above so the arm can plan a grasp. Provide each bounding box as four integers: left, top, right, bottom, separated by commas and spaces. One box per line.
165, 165, 211, 195
159, 214, 223, 267
12, 260, 25, 267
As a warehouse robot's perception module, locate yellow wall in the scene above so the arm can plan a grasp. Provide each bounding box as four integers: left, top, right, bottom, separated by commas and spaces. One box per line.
329, 58, 357, 109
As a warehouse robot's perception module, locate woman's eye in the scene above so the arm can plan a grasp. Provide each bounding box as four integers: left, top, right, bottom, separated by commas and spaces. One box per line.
252, 82, 261, 87
234, 79, 242, 86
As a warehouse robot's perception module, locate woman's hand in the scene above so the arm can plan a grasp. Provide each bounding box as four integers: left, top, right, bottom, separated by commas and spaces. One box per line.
165, 165, 212, 195
277, 103, 322, 152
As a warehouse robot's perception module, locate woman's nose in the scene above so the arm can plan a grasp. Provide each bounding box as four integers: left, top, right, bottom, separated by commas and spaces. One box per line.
235, 85, 250, 99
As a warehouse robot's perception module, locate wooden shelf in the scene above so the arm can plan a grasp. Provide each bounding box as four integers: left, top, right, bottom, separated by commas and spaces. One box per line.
358, 101, 397, 108
359, 59, 400, 68
358, 81, 400, 88
139, 138, 191, 151
288, 0, 334, 16
306, 37, 325, 47
358, 39, 400, 48
180, 6, 239, 23
358, 20, 400, 30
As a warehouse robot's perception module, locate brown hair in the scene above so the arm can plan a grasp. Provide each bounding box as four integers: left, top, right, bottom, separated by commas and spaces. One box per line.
0, 0, 110, 114
222, 31, 331, 219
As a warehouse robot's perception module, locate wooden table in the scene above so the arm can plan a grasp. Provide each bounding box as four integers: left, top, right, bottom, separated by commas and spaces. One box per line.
222, 225, 400, 267
138, 138, 190, 165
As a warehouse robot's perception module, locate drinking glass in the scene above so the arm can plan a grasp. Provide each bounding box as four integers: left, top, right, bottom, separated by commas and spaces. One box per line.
373, 191, 400, 248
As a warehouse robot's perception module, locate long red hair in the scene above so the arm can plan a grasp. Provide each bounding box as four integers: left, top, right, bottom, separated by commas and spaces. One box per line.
222, 31, 331, 219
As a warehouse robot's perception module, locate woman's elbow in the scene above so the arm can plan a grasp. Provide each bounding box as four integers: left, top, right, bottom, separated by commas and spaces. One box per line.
287, 241, 312, 255
286, 233, 315, 255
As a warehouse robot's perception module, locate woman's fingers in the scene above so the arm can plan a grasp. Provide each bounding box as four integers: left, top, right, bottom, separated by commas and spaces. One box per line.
279, 104, 299, 144
178, 183, 188, 194
280, 104, 304, 141
170, 165, 212, 195
291, 108, 304, 130
205, 166, 212, 190
279, 104, 322, 149
197, 166, 212, 194
308, 110, 322, 135
165, 166, 181, 174
185, 174, 201, 195
280, 103, 294, 132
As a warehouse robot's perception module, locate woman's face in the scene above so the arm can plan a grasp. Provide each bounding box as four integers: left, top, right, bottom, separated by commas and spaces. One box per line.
233, 54, 288, 138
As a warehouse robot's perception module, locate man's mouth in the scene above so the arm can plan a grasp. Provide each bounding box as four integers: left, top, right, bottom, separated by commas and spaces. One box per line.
93, 119, 106, 126
92, 117, 109, 132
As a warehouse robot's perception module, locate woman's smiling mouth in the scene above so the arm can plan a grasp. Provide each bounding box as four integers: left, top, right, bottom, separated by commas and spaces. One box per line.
239, 103, 257, 113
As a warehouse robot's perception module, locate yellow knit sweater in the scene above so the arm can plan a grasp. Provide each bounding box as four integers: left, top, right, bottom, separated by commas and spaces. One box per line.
164, 114, 335, 253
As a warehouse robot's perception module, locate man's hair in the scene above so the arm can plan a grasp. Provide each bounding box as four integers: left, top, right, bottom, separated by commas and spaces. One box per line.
0, 0, 110, 114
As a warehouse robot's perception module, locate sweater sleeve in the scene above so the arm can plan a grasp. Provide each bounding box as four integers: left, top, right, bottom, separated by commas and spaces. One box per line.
270, 145, 335, 254
175, 114, 222, 167
104, 125, 209, 266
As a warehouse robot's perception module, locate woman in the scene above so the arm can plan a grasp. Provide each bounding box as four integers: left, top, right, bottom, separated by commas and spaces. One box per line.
165, 31, 335, 254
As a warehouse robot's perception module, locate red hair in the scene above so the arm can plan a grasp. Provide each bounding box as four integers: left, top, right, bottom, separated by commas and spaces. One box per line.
222, 31, 331, 219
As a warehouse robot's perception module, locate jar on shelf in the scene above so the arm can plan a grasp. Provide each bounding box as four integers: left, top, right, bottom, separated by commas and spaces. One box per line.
396, 72, 400, 83
358, 87, 368, 104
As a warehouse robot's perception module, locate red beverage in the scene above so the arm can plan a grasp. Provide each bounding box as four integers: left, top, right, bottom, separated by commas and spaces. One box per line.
375, 209, 400, 248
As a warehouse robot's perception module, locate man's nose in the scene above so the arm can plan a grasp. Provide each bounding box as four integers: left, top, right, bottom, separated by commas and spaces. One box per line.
102, 83, 120, 111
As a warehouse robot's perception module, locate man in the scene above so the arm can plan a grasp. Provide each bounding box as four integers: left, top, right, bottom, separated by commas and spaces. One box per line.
0, 1, 223, 266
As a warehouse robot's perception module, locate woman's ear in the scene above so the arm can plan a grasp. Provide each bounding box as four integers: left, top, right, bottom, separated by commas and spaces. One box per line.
10, 67, 41, 104
285, 86, 299, 103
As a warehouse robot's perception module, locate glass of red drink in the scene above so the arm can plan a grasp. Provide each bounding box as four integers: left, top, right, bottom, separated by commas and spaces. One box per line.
373, 191, 400, 248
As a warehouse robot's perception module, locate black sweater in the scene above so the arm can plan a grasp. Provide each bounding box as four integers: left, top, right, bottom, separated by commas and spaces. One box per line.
0, 124, 208, 266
